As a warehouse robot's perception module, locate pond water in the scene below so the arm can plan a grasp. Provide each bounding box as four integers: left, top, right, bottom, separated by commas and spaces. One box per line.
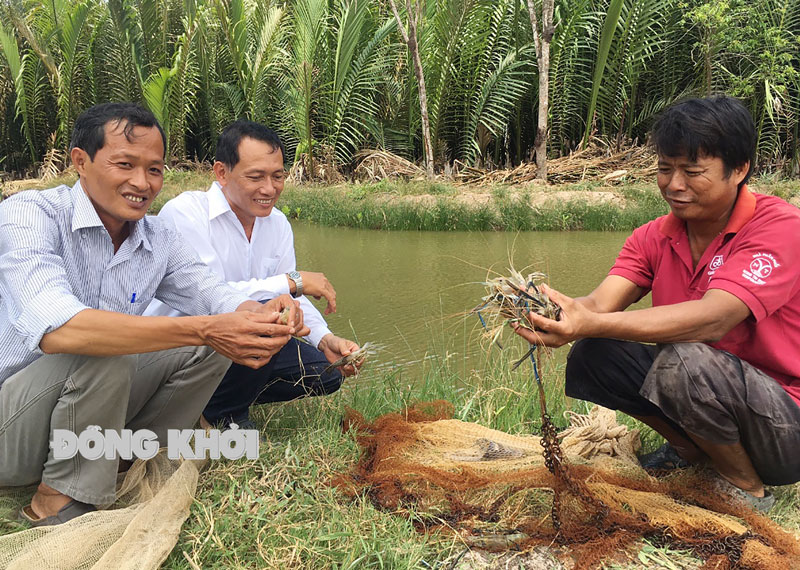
293, 223, 643, 376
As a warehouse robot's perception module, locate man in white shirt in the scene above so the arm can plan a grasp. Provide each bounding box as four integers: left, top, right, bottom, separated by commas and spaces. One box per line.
146, 121, 359, 429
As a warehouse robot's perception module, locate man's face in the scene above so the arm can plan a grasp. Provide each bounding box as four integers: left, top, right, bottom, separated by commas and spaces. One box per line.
657, 153, 748, 226
215, 137, 286, 227
71, 122, 165, 237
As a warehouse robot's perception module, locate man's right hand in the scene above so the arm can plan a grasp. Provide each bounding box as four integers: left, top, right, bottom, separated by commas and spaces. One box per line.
202, 311, 292, 369
290, 271, 338, 314
258, 294, 311, 337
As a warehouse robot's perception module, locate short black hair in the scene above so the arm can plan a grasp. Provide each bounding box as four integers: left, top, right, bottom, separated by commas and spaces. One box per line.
70, 102, 166, 160
215, 120, 285, 169
651, 95, 755, 188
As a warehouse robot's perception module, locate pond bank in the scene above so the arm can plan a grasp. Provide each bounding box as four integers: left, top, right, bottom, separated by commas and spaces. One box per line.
4, 171, 798, 232
277, 175, 800, 231
279, 181, 670, 231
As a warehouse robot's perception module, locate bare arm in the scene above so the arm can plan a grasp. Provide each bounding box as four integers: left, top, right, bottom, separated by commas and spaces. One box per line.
574, 275, 647, 314
40, 295, 305, 369
514, 285, 751, 348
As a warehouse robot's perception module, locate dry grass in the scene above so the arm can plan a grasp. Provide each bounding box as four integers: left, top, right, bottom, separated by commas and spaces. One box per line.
454, 141, 658, 186
353, 149, 425, 181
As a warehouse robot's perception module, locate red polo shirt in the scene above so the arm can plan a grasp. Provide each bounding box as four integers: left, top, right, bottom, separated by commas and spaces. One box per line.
610, 186, 800, 406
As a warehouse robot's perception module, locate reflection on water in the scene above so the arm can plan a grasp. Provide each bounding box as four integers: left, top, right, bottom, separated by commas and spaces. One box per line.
292, 222, 639, 375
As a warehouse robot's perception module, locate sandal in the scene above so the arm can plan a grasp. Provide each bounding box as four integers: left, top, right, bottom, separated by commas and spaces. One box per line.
707, 474, 776, 513
19, 499, 96, 527
638, 443, 691, 470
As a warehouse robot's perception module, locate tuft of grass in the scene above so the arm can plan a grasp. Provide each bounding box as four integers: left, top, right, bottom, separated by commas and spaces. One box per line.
278, 188, 499, 231
169, 430, 435, 569
602, 540, 701, 569
164, 348, 581, 569
150, 168, 213, 212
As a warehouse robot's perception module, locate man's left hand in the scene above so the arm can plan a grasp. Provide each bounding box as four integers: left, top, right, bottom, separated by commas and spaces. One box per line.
511, 284, 597, 348
295, 271, 337, 315
318, 334, 360, 377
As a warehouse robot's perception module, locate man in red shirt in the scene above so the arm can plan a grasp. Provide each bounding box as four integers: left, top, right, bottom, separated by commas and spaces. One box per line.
513, 95, 800, 511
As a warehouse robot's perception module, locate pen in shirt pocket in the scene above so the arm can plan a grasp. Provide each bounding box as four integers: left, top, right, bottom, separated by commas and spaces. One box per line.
130, 293, 137, 303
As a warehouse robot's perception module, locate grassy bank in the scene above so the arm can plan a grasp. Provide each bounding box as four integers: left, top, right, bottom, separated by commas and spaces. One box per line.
276, 182, 670, 232
276, 177, 800, 231
2, 344, 799, 567
6, 170, 799, 232
162, 351, 595, 569
158, 346, 800, 569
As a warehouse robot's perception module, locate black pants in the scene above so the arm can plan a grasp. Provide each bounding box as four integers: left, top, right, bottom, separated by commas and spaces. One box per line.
566, 338, 800, 485
203, 338, 343, 425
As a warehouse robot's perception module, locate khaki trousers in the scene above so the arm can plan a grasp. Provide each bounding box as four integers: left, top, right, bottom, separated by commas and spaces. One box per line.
0, 346, 229, 504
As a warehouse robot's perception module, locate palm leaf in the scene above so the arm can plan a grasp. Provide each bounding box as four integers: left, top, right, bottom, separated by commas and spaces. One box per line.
0, 22, 36, 160
327, 4, 396, 164
56, 0, 92, 147
581, 0, 624, 147
143, 66, 174, 142
462, 47, 533, 164
287, 0, 328, 167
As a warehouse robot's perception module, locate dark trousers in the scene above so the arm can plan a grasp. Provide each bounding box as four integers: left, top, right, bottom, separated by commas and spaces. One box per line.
203, 338, 343, 425
565, 338, 800, 485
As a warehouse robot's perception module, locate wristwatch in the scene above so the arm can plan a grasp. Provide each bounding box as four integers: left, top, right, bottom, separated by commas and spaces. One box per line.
287, 270, 303, 298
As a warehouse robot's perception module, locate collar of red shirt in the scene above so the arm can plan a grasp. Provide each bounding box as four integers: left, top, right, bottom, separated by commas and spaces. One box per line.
659, 184, 756, 239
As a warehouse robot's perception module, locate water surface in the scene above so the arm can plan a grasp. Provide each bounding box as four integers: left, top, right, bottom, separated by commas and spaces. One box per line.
293, 223, 641, 375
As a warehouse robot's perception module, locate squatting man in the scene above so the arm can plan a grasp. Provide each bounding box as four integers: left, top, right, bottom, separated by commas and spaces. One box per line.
513, 95, 800, 512
145, 119, 361, 430
0, 103, 308, 526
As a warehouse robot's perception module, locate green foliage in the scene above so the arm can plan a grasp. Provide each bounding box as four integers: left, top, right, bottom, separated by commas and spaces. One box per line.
419, 0, 534, 166
0, 22, 36, 162
583, 0, 624, 147
1, 0, 798, 176
682, 0, 800, 172
325, 2, 396, 165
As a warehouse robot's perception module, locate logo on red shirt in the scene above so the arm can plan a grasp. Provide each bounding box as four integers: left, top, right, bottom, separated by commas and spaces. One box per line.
742, 252, 779, 285
708, 255, 724, 274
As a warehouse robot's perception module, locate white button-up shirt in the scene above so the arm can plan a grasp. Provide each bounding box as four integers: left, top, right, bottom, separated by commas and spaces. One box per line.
145, 182, 332, 347
0, 182, 250, 385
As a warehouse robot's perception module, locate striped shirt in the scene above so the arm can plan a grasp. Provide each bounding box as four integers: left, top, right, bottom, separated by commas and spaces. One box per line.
0, 181, 250, 385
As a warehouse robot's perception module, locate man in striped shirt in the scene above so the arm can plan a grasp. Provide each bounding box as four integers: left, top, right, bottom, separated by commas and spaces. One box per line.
0, 103, 306, 526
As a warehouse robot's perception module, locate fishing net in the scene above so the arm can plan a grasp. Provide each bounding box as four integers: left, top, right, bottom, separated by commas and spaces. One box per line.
333, 400, 800, 569
0, 450, 201, 570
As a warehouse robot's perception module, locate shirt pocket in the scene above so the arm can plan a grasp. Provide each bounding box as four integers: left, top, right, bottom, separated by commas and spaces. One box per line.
126, 295, 155, 316
99, 275, 160, 316
259, 255, 282, 278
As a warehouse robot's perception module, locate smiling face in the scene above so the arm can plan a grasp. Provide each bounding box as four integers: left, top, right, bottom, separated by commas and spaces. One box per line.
657, 153, 749, 231
214, 137, 286, 233
71, 121, 165, 243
